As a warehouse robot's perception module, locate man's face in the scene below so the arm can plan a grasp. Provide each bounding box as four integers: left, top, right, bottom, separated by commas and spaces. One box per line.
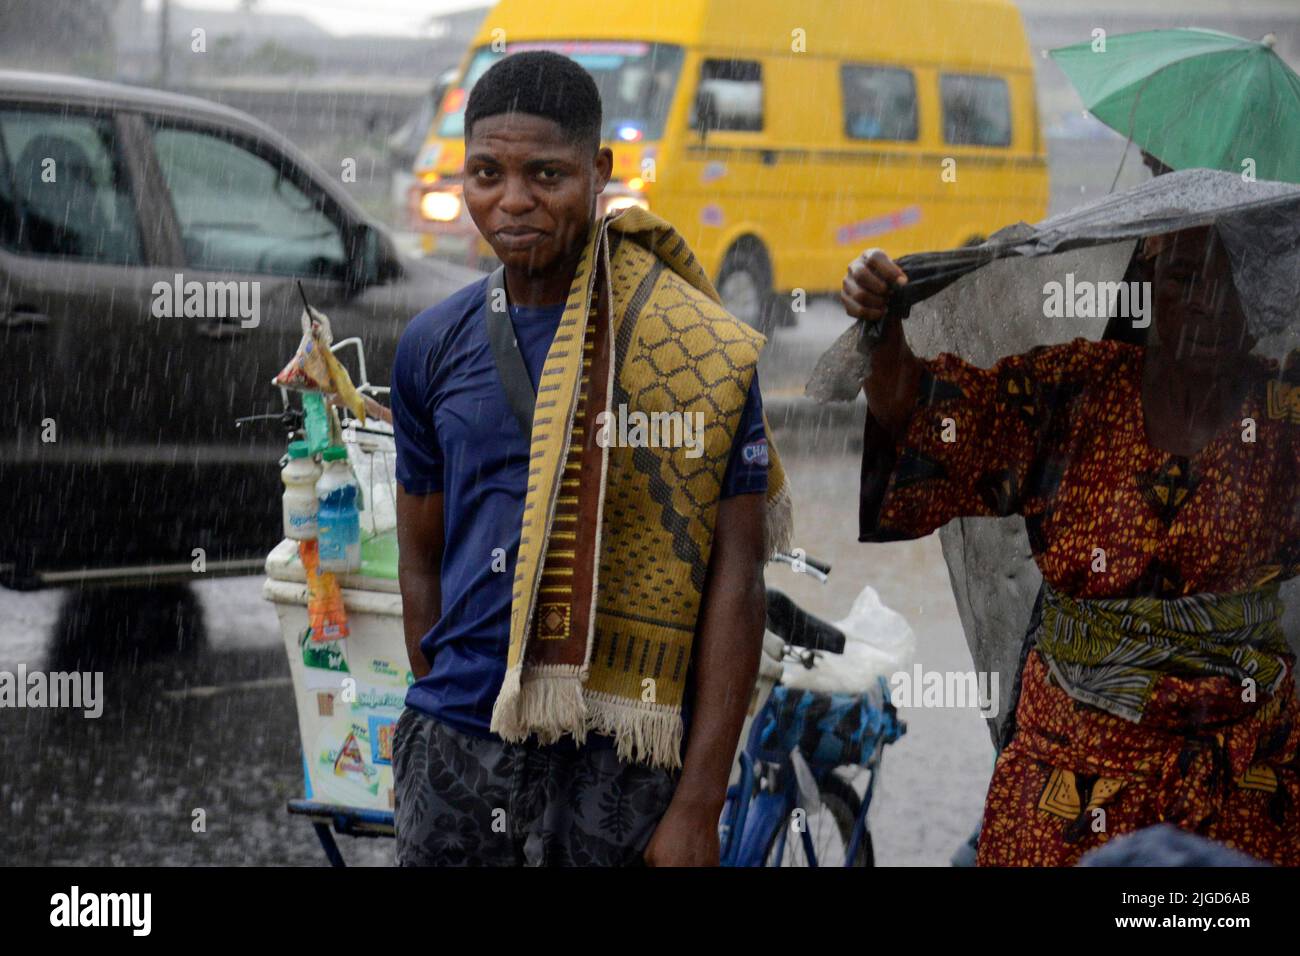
463, 113, 613, 274
1151, 226, 1253, 365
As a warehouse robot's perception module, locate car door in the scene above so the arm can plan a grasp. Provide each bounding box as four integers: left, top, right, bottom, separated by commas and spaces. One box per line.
0, 101, 189, 587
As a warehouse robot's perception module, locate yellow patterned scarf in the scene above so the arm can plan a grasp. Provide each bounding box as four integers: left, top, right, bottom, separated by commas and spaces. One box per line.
489, 208, 792, 769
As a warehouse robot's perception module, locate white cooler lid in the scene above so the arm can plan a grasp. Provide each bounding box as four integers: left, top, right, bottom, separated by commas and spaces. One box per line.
264, 534, 402, 595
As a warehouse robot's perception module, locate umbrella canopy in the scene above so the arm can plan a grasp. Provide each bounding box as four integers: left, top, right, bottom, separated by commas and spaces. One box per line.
1050, 28, 1300, 183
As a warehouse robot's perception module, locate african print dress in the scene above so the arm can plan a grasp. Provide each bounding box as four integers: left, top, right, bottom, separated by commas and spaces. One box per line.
859, 338, 1300, 866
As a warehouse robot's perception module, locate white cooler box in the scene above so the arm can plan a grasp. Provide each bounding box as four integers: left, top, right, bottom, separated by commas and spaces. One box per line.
263, 531, 409, 814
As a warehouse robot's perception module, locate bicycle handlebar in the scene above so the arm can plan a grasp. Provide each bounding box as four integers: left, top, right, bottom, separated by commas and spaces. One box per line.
770, 551, 832, 579
798, 554, 832, 576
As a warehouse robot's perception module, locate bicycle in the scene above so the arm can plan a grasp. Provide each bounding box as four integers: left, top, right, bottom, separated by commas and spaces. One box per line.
720, 553, 906, 867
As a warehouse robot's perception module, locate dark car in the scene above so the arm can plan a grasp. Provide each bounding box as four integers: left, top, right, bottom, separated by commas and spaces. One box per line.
0, 71, 478, 590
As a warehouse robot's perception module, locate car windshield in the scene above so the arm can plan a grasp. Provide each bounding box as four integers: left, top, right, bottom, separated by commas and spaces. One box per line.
438, 41, 684, 143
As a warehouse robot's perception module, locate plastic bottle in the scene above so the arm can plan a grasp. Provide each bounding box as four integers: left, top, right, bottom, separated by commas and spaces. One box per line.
316, 445, 361, 573
281, 440, 321, 541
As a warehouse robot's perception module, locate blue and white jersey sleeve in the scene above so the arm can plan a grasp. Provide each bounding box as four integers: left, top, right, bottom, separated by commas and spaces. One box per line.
720, 371, 768, 499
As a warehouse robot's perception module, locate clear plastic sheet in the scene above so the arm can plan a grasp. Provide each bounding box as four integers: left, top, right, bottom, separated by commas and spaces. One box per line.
808, 168, 1300, 404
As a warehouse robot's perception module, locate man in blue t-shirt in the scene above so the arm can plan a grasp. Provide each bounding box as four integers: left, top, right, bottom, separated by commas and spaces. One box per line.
390, 52, 770, 867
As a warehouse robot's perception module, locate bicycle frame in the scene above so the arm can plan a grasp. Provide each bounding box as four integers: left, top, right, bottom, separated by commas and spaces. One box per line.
721, 661, 904, 868
721, 741, 882, 867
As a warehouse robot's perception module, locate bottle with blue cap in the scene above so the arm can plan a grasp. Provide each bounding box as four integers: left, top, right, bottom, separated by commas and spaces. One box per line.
316, 445, 361, 573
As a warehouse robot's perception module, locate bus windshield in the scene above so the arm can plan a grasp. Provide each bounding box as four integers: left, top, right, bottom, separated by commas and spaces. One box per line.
438, 41, 684, 143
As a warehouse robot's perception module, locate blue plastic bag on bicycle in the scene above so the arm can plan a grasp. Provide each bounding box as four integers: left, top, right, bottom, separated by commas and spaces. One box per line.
752, 678, 905, 770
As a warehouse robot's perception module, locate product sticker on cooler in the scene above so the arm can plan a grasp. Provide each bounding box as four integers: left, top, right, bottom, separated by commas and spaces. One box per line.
299, 628, 350, 691
369, 715, 396, 766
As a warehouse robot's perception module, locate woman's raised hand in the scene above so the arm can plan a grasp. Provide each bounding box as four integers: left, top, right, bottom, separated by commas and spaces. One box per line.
841, 248, 908, 323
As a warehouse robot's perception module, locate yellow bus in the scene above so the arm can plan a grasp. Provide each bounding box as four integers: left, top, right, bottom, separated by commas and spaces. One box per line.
409, 0, 1048, 329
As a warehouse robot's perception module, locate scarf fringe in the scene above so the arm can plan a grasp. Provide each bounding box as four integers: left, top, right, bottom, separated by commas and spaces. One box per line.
493, 673, 684, 770
764, 479, 794, 558
584, 691, 685, 771
490, 665, 588, 745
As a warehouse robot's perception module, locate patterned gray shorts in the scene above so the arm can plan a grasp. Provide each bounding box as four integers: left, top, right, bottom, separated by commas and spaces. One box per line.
392, 707, 679, 866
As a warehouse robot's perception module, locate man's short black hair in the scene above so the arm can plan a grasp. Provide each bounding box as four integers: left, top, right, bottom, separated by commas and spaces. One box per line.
464, 51, 603, 150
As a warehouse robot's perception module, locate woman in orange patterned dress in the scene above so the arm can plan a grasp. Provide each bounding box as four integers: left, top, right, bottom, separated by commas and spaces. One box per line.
842, 226, 1300, 865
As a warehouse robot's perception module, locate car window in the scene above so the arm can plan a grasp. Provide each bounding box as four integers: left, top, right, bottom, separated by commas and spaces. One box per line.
842, 65, 918, 142
0, 108, 143, 265
940, 74, 1012, 147
150, 125, 347, 279
691, 59, 764, 132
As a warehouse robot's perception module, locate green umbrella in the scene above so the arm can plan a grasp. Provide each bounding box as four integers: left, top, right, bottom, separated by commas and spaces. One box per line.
1050, 28, 1300, 183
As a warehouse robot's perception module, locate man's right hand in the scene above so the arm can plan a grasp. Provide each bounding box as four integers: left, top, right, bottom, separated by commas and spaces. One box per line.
841, 248, 908, 322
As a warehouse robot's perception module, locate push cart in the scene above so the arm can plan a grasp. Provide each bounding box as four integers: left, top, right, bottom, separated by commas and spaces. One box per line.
261, 337, 410, 866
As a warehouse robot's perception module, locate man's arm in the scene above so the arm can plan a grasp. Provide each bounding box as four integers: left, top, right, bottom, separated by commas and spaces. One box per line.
396, 487, 444, 681
643, 492, 766, 867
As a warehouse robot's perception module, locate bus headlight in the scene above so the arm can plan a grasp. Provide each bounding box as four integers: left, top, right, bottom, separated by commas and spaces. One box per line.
420, 190, 462, 222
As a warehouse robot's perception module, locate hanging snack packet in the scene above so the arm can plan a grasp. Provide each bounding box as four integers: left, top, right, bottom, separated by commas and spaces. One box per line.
272, 306, 367, 423
299, 538, 349, 642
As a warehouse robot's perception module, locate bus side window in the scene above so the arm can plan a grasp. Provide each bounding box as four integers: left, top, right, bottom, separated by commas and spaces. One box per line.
940, 74, 1011, 147
691, 59, 763, 133
841, 65, 918, 142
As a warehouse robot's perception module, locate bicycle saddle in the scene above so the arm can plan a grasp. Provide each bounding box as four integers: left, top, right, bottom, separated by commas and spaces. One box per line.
765, 588, 846, 655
